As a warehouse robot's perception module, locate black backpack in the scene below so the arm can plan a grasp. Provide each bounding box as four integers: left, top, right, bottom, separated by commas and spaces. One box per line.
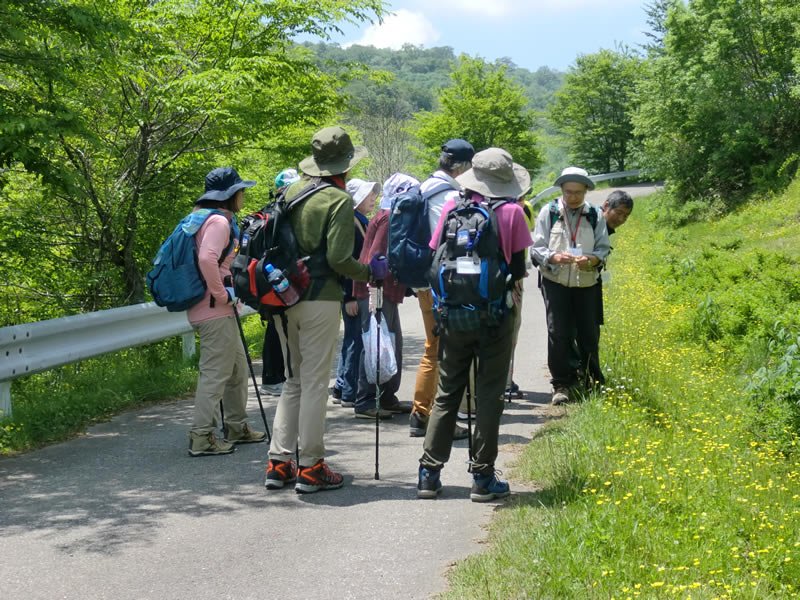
548, 199, 598, 229
428, 194, 510, 331
230, 181, 331, 317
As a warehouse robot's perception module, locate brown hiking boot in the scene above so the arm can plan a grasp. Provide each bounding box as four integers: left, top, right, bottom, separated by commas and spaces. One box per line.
224, 422, 266, 445
188, 431, 235, 457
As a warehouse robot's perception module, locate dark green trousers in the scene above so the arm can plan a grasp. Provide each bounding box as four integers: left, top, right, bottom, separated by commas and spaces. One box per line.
419, 315, 513, 476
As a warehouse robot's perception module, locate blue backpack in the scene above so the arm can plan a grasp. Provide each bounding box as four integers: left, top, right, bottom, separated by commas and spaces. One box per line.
146, 209, 235, 312
387, 180, 453, 288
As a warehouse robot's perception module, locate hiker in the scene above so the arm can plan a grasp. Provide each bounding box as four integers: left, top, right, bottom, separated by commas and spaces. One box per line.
603, 190, 634, 236
265, 127, 387, 493
504, 189, 536, 400
417, 148, 533, 502
188, 167, 267, 456
531, 167, 611, 405
330, 178, 380, 408
352, 173, 417, 420
410, 139, 474, 439
259, 169, 300, 397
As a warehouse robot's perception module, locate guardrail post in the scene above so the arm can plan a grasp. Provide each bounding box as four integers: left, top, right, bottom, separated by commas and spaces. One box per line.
182, 332, 196, 360
0, 381, 11, 419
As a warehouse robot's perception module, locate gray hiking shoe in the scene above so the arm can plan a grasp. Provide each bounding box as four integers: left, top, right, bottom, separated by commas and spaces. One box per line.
551, 386, 570, 405
188, 432, 235, 457
355, 408, 393, 420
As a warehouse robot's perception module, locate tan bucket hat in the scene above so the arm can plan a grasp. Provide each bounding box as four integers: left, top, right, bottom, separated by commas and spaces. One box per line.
455, 147, 530, 199
298, 126, 368, 177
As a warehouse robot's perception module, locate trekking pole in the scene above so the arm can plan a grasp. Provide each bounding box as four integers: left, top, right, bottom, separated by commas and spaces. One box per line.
231, 303, 272, 443
466, 356, 475, 466
374, 280, 383, 481
506, 351, 514, 404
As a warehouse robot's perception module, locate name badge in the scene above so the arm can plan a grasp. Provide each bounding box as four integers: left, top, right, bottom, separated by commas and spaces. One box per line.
568, 246, 583, 257
456, 256, 481, 274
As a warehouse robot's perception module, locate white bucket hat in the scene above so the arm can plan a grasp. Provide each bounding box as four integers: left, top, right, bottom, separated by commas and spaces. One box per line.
346, 178, 380, 210
553, 166, 595, 190
455, 148, 530, 199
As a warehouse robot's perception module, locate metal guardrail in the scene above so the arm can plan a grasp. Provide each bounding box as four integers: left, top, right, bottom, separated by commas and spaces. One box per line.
0, 302, 255, 417
531, 169, 642, 202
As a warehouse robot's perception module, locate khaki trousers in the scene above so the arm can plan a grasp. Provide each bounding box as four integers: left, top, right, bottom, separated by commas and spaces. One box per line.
412, 289, 439, 416
191, 315, 249, 435
269, 301, 340, 468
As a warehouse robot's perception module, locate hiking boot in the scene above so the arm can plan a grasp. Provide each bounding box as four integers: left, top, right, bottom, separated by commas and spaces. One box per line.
409, 412, 428, 437
340, 400, 355, 408
260, 382, 283, 396
551, 386, 570, 405
355, 408, 393, 420
453, 423, 469, 441
329, 386, 342, 400
224, 422, 267, 445
384, 401, 412, 414
295, 460, 344, 494
417, 466, 442, 499
188, 431, 235, 457
265, 458, 297, 490
470, 471, 510, 502
505, 381, 523, 399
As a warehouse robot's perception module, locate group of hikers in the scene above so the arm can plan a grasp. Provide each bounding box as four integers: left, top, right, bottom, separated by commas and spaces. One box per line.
175, 125, 634, 502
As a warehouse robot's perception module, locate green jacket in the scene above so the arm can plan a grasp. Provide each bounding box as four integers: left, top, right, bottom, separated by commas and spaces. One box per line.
285, 177, 371, 302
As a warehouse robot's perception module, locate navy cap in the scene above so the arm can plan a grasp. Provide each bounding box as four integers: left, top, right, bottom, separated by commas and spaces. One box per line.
441, 139, 475, 162
196, 167, 256, 203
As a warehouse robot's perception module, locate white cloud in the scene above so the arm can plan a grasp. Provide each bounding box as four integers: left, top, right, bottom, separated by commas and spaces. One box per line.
345, 9, 440, 50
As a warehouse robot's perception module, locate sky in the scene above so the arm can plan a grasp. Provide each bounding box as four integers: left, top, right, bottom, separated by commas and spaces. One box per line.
310, 0, 655, 72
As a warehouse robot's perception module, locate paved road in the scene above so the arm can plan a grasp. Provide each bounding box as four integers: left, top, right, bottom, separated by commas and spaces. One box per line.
0, 183, 656, 600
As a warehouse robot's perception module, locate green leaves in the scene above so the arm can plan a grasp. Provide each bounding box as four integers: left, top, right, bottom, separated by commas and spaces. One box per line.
410, 55, 543, 175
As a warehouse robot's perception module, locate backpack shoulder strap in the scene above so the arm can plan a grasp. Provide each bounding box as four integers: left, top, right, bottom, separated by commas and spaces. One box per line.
281, 181, 333, 212
587, 204, 599, 229
549, 200, 560, 228
421, 181, 454, 202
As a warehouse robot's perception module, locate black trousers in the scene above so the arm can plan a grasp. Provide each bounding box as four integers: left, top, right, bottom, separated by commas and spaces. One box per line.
540, 277, 604, 388
261, 315, 286, 385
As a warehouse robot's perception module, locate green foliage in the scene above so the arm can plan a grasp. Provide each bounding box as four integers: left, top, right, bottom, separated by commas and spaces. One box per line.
410, 55, 543, 175
0, 0, 384, 325
550, 47, 644, 174
634, 0, 800, 211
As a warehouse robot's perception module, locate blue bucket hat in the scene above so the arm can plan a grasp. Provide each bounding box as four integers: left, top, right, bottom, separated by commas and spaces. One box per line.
196, 167, 256, 203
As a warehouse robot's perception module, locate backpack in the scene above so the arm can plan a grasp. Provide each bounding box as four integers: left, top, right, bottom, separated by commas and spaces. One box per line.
387, 180, 454, 288
428, 194, 510, 332
549, 199, 598, 229
230, 181, 331, 317
146, 209, 235, 312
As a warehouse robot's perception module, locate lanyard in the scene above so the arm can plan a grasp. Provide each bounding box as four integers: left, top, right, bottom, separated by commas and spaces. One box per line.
561, 199, 583, 247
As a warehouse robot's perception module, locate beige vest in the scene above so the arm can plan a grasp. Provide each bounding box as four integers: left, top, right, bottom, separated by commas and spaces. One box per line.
540, 202, 599, 288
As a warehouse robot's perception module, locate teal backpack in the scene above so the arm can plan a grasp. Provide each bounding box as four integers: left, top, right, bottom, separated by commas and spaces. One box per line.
147, 209, 236, 312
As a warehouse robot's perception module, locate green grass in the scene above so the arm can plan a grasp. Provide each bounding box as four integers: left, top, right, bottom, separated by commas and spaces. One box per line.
439, 181, 800, 599
0, 313, 267, 455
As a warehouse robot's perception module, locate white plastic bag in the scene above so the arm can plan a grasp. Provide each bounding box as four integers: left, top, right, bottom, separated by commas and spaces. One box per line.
362, 313, 398, 384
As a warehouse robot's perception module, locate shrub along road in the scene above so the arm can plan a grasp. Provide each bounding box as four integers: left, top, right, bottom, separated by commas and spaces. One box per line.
0, 184, 653, 600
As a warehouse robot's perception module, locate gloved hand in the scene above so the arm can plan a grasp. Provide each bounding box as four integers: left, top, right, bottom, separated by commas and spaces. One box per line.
369, 254, 388, 281
225, 286, 238, 304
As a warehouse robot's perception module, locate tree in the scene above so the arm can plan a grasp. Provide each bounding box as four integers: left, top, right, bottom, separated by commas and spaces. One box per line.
549, 48, 643, 174
0, 0, 384, 323
633, 0, 800, 206
410, 55, 543, 176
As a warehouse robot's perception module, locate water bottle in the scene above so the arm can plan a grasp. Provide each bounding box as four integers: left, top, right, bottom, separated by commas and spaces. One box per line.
264, 263, 300, 306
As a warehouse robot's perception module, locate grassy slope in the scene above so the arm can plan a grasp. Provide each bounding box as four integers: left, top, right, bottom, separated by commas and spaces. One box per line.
440, 182, 800, 599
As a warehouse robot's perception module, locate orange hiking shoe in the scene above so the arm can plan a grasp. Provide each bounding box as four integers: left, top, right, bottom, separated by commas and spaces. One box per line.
264, 459, 297, 490
294, 459, 344, 494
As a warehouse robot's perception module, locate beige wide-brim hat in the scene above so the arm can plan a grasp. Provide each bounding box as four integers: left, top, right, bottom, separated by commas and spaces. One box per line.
553, 166, 595, 190
299, 126, 368, 177
456, 147, 531, 199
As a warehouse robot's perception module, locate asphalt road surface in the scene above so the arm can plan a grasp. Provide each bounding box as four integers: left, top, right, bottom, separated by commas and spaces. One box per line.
0, 183, 659, 600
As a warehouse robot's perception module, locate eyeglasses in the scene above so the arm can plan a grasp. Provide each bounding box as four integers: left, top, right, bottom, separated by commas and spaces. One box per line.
562, 189, 586, 197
